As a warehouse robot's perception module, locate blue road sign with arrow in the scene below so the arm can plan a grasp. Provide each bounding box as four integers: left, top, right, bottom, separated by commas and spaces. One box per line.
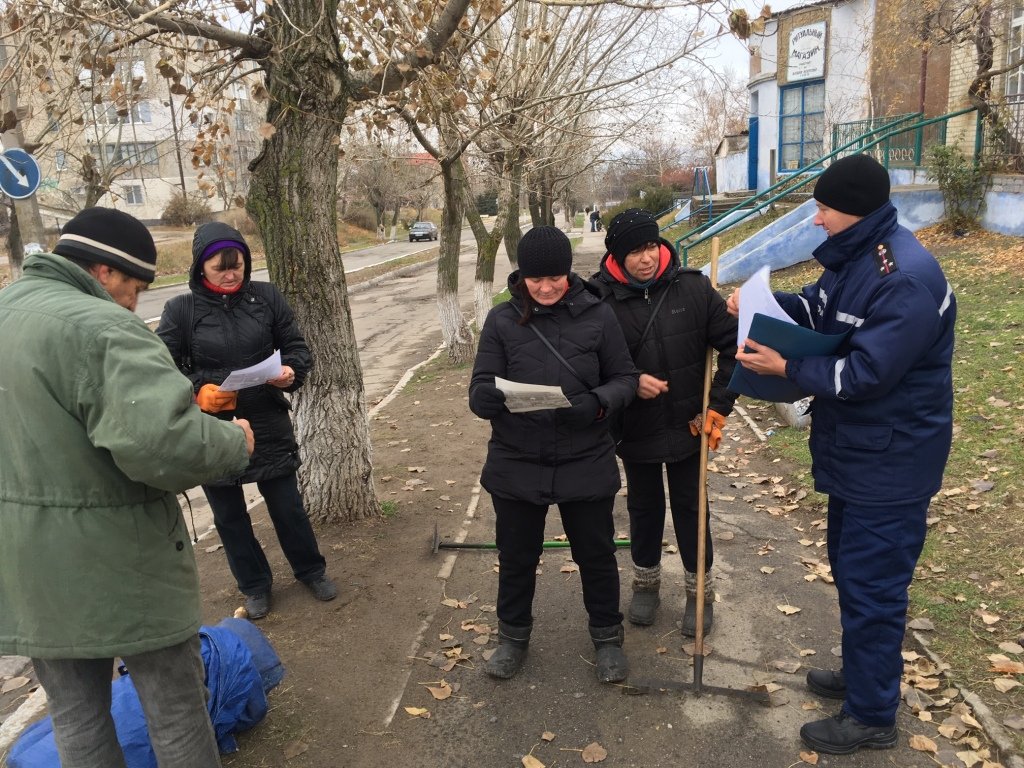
0, 148, 41, 199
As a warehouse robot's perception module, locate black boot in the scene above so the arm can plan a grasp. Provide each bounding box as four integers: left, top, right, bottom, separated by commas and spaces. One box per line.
628, 564, 661, 626
681, 570, 714, 637
485, 621, 531, 680
589, 624, 628, 683
800, 711, 897, 755
806, 668, 846, 699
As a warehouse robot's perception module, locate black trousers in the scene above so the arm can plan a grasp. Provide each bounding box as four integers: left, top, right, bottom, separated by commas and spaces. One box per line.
203, 472, 326, 596
492, 496, 623, 628
623, 454, 712, 574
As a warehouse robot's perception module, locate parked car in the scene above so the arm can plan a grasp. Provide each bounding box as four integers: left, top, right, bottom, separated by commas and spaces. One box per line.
408, 221, 438, 242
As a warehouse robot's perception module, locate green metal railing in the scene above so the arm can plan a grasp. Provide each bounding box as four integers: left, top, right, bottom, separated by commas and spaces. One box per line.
831, 112, 948, 168
674, 107, 980, 267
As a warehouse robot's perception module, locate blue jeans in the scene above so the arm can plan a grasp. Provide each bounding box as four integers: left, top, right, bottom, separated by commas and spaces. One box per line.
32, 636, 220, 768
204, 472, 326, 596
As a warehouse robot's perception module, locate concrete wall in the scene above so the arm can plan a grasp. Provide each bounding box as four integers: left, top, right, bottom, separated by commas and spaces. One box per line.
716, 152, 749, 193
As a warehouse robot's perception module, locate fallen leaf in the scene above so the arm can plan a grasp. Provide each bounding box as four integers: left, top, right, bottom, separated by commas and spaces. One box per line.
760, 566, 775, 574
992, 678, 1022, 693
990, 659, 1024, 675
681, 642, 713, 656
283, 740, 308, 759
909, 734, 938, 753
1004, 713, 1024, 730
799, 750, 819, 765
777, 604, 801, 615
717, 530, 735, 540
560, 563, 579, 574
798, 648, 816, 656
582, 742, 608, 763
907, 618, 935, 631
773, 660, 801, 673
407, 466, 427, 473
975, 609, 1000, 625
404, 706, 430, 718
997, 641, 1023, 654
541, 731, 555, 742
522, 755, 545, 768
204, 543, 223, 553
424, 681, 452, 700
1, 677, 29, 694
232, 606, 248, 619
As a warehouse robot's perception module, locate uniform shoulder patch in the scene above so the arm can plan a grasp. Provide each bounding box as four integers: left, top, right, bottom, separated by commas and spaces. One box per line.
874, 242, 898, 276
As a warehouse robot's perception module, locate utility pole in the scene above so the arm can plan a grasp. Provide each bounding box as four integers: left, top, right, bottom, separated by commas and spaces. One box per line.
0, 42, 46, 280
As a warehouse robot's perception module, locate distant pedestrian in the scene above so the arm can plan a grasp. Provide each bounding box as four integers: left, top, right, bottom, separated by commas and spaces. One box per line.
0, 207, 254, 768
730, 154, 956, 755
590, 208, 601, 232
469, 226, 638, 683
593, 208, 738, 635
157, 222, 336, 621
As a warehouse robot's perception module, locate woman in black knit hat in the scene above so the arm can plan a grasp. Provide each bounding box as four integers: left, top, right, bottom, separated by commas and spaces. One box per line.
593, 208, 738, 636
468, 226, 639, 683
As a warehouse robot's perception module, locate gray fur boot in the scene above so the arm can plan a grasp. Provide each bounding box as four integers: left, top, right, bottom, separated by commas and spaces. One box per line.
628, 563, 661, 626
485, 621, 531, 679
681, 570, 715, 637
590, 624, 628, 683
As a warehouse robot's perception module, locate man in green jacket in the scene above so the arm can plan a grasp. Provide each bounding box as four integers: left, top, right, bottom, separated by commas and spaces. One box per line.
0, 207, 254, 768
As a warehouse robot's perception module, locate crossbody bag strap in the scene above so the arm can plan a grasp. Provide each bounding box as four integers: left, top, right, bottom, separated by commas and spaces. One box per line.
631, 284, 671, 358
529, 325, 593, 390
179, 293, 195, 374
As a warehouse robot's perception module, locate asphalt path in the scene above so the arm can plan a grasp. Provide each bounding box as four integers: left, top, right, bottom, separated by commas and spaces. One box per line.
136, 235, 452, 325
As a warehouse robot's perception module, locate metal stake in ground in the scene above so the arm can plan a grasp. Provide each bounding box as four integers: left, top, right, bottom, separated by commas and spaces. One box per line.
623, 236, 771, 707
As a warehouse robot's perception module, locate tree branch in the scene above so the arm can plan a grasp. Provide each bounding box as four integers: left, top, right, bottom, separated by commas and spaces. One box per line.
349, 0, 474, 100
112, 2, 272, 59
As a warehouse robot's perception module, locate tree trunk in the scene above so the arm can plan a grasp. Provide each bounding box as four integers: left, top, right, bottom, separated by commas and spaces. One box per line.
246, 1, 377, 525
503, 155, 525, 267
6, 203, 22, 281
437, 156, 474, 362
461, 156, 509, 329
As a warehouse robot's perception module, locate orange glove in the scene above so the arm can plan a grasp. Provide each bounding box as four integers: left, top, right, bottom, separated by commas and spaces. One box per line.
196, 384, 237, 414
688, 409, 726, 450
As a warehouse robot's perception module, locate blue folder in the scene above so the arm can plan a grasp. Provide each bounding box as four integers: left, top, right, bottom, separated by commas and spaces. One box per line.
729, 313, 851, 403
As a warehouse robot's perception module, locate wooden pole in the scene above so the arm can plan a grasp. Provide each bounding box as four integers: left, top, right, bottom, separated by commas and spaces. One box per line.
692, 236, 719, 692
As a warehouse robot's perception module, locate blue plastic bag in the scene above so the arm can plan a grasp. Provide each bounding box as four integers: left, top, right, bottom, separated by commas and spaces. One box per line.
8, 619, 282, 768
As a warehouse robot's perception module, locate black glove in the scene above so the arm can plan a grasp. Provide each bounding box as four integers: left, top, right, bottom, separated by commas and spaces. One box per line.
471, 383, 506, 419
563, 393, 601, 428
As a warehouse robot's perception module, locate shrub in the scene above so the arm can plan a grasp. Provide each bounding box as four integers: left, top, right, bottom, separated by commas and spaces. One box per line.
162, 192, 212, 226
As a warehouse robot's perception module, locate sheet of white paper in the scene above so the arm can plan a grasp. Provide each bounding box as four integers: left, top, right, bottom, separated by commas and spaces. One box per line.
737, 265, 796, 345
219, 350, 282, 392
494, 376, 571, 413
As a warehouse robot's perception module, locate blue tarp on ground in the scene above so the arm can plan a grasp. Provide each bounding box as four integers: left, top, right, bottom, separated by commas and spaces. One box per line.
8, 618, 282, 768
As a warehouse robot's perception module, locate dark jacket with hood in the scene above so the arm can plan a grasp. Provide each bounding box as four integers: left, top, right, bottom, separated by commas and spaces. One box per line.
156, 221, 312, 485
775, 202, 955, 504
592, 239, 738, 464
469, 272, 638, 506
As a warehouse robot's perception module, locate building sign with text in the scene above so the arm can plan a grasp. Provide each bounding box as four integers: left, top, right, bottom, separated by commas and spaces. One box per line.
787, 22, 827, 82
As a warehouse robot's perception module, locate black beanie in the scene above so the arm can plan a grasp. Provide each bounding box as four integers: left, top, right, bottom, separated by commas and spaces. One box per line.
605, 208, 659, 262
517, 226, 572, 278
813, 154, 890, 217
53, 207, 158, 283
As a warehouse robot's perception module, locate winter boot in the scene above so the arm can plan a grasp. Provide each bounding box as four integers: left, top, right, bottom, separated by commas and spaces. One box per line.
628, 563, 661, 626
681, 570, 714, 637
485, 621, 531, 680
589, 624, 628, 683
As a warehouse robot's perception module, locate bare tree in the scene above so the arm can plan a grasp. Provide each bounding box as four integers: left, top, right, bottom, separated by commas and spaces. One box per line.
3, 0, 478, 525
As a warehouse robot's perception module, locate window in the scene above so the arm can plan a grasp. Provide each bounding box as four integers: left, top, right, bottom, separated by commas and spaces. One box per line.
779, 81, 825, 171
95, 142, 159, 177
1007, 3, 1024, 100
99, 100, 151, 124
55, 150, 68, 171
123, 185, 144, 205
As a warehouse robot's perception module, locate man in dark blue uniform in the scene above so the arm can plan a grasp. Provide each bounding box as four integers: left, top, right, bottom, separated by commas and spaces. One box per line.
729, 154, 956, 755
